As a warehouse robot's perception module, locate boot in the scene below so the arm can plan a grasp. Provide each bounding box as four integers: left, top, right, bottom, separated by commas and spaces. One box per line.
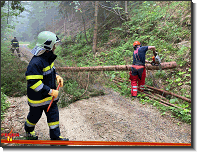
51, 136, 69, 146
26, 131, 38, 140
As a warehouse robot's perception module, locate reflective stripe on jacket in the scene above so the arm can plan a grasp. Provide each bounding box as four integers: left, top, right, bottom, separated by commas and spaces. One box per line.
25, 51, 58, 107
11, 39, 19, 47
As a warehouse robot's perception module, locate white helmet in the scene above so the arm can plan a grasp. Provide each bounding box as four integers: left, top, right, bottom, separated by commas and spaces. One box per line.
31, 31, 60, 56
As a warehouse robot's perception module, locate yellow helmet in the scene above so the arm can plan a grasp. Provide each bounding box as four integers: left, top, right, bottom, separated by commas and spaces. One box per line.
30, 31, 60, 56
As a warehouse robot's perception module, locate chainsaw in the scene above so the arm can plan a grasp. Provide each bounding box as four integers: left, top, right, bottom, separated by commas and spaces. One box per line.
150, 52, 162, 72
146, 52, 162, 88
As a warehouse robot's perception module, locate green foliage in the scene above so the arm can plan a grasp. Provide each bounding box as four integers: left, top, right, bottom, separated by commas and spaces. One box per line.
28, 40, 36, 49
1, 1, 25, 17
58, 77, 105, 108
1, 42, 27, 96
58, 79, 85, 108
1, 1, 25, 13
154, 70, 166, 78
1, 88, 10, 121
99, 30, 110, 45
176, 46, 190, 67
169, 106, 191, 124
64, 79, 85, 96
138, 94, 191, 124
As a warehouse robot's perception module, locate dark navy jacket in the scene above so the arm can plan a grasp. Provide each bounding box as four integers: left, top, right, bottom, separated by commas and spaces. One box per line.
133, 46, 148, 66
11, 39, 19, 47
131, 46, 148, 80
25, 51, 58, 107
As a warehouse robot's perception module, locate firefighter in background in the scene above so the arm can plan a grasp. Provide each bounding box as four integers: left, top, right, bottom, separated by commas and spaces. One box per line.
129, 41, 156, 98
11, 37, 21, 57
24, 31, 69, 143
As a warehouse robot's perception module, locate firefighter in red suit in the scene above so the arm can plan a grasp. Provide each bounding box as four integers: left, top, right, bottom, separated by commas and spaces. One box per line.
129, 41, 156, 98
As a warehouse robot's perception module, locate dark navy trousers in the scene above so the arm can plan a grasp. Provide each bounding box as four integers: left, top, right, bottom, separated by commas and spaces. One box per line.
24, 101, 60, 140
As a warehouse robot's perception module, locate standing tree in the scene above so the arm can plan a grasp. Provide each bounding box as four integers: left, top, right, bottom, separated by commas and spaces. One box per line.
125, 1, 128, 20
81, 14, 89, 45
92, 1, 98, 54
1, 1, 25, 38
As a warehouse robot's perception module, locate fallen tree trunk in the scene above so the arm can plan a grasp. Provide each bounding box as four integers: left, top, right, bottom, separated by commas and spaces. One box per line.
112, 79, 191, 114
145, 85, 191, 103
56, 61, 177, 72
153, 93, 191, 113
143, 92, 191, 114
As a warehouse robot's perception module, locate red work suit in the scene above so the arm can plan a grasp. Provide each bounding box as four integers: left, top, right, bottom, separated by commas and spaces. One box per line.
129, 46, 148, 97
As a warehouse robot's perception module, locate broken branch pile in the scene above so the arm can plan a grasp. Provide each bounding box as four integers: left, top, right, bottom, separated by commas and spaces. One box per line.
112, 77, 191, 114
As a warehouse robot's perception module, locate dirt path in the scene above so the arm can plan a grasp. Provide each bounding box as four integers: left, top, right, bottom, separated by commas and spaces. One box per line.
19, 44, 34, 63
1, 45, 191, 146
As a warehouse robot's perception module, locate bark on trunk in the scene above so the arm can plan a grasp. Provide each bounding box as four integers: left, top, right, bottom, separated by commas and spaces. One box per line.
56, 61, 177, 72
81, 14, 89, 45
64, 18, 66, 33
7, 1, 9, 24
92, 1, 99, 54
125, 1, 128, 20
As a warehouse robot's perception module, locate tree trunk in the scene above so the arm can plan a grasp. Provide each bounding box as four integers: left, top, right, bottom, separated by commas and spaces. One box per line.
55, 62, 177, 72
81, 14, 89, 45
7, 1, 9, 24
92, 1, 98, 54
125, 1, 128, 20
20, 62, 177, 73
125, 1, 127, 13
64, 18, 66, 33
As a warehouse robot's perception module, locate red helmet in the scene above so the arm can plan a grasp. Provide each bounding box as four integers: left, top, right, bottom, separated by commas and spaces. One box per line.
133, 41, 141, 47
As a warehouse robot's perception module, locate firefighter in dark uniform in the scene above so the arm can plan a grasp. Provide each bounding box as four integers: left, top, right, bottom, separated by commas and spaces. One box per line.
129, 41, 156, 98
11, 37, 21, 57
24, 31, 69, 143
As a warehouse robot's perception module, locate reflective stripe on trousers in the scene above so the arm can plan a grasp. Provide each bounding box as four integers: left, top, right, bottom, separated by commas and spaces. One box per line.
28, 97, 59, 107
25, 119, 36, 127
48, 121, 59, 129
129, 67, 146, 97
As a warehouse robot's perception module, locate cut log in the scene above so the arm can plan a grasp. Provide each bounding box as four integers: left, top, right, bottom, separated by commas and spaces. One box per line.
56, 62, 177, 72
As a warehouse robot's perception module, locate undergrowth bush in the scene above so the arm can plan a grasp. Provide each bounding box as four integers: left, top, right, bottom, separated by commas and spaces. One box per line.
1, 42, 28, 96
57, 71, 106, 108
28, 40, 36, 49
1, 88, 10, 121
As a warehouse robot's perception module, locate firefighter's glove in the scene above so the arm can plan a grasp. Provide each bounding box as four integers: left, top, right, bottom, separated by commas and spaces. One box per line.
48, 89, 59, 98
56, 75, 63, 87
